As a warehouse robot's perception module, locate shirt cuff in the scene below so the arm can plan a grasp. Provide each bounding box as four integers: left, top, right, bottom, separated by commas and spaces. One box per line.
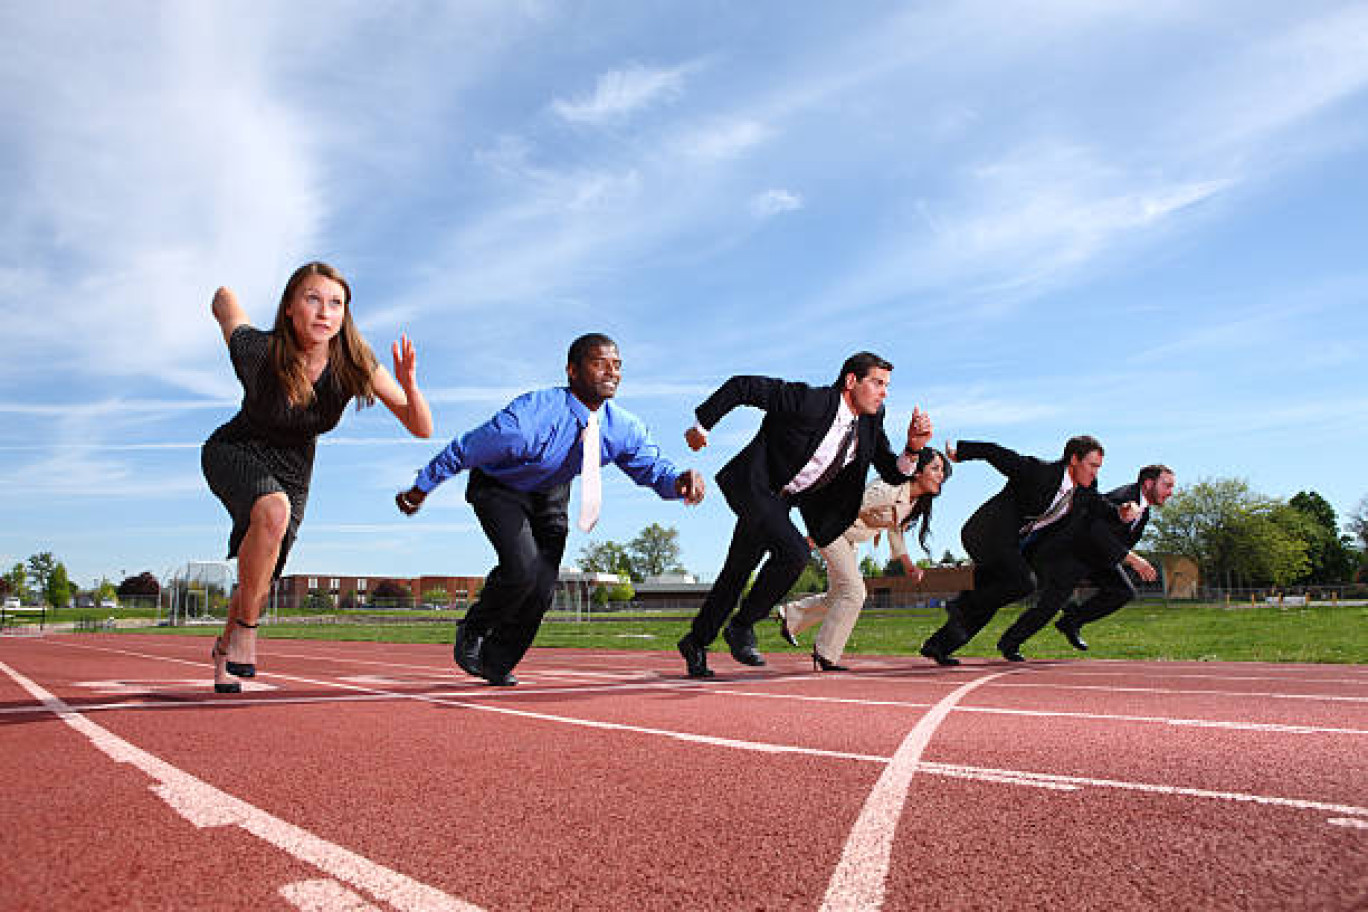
896, 448, 918, 475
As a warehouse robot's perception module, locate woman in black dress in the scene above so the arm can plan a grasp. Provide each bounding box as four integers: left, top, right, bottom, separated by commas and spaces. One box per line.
202, 262, 432, 693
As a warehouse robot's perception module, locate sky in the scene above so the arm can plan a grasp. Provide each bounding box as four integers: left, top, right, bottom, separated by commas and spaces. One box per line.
2, 1, 1367, 591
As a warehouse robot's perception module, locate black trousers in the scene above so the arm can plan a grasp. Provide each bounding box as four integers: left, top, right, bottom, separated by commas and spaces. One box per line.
463, 469, 570, 677
924, 539, 1039, 653
1001, 553, 1136, 646
689, 488, 809, 646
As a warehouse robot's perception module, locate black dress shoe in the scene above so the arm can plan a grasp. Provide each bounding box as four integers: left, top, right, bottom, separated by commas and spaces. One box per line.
1055, 619, 1089, 651
776, 607, 799, 647
998, 641, 1026, 663
677, 634, 715, 678
919, 641, 961, 667
723, 623, 766, 667
453, 621, 484, 677
483, 670, 518, 686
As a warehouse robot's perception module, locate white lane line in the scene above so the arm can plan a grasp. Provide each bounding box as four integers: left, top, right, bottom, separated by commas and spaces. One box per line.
995, 681, 1368, 703
1328, 818, 1368, 830
0, 659, 485, 912
281, 879, 383, 911
711, 688, 1368, 736
921, 762, 1368, 818
35, 641, 1368, 820
30, 641, 1368, 738
819, 670, 1012, 912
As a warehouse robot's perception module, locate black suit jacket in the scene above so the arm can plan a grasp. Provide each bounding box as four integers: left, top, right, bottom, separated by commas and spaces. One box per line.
1070, 481, 1147, 566
956, 441, 1111, 561
695, 375, 909, 548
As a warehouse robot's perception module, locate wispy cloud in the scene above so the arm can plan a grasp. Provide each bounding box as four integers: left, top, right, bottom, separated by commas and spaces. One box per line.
552, 62, 693, 125
750, 189, 804, 219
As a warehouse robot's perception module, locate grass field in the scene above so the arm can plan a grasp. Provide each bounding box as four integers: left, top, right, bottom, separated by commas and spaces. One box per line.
113, 600, 1368, 664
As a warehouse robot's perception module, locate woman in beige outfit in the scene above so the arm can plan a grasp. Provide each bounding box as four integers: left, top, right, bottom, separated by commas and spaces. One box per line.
777, 447, 951, 670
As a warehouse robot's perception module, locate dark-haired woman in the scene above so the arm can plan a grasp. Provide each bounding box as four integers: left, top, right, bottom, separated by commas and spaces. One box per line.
202, 262, 432, 693
777, 447, 950, 670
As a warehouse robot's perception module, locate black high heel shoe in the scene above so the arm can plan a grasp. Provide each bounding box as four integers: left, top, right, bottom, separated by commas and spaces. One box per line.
226, 618, 258, 678
812, 651, 850, 672
211, 638, 242, 694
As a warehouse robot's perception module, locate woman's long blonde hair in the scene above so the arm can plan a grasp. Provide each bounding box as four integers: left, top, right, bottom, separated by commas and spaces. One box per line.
269, 261, 378, 410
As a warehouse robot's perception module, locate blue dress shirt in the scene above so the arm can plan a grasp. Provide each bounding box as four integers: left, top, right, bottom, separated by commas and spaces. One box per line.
413, 387, 683, 500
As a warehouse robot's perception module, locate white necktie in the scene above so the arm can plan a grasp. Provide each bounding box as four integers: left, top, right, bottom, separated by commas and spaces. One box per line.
578, 410, 601, 532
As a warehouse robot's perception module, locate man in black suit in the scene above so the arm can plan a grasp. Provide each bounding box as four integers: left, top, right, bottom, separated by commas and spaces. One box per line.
677, 352, 932, 678
920, 435, 1136, 666
997, 464, 1175, 659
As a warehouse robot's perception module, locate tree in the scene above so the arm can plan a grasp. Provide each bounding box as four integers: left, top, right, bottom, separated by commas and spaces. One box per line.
628, 523, 686, 580
7, 563, 28, 601
421, 587, 450, 607
787, 553, 828, 597
578, 540, 633, 578
26, 552, 57, 603
1148, 478, 1309, 588
95, 579, 118, 602
860, 555, 883, 578
45, 562, 72, 611
338, 590, 363, 611
302, 588, 334, 613
593, 580, 636, 605
1349, 495, 1368, 551
118, 572, 161, 598
370, 579, 410, 607
0, 576, 10, 600
1287, 491, 1359, 584
884, 558, 906, 577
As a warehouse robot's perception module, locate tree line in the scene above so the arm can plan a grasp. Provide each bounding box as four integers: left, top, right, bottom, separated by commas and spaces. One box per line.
1146, 482, 1367, 590
1, 553, 161, 614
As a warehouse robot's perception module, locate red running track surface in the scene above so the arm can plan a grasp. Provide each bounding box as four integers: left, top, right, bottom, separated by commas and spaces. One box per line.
0, 634, 1365, 911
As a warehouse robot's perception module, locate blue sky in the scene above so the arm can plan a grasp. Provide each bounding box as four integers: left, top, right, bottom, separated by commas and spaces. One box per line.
3, 1, 1367, 590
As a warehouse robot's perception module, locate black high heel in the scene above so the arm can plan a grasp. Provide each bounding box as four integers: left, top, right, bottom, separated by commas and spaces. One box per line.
211, 639, 242, 694
812, 651, 850, 672
226, 618, 259, 678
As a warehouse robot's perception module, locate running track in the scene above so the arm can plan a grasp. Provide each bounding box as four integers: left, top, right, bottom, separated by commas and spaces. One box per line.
1, 634, 1365, 910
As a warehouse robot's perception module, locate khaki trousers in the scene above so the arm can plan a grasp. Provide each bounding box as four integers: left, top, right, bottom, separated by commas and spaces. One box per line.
783, 534, 867, 661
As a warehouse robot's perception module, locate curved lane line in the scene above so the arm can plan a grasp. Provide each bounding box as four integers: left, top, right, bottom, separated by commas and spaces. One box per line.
0, 660, 484, 912
819, 670, 1013, 912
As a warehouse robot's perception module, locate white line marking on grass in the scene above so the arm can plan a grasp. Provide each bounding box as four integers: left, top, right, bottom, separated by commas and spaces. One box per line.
819, 670, 1013, 912
0, 659, 486, 912
281, 879, 383, 911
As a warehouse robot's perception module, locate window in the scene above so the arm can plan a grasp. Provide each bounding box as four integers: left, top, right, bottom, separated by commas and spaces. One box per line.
330, 578, 340, 590
308, 577, 318, 589
358, 579, 367, 591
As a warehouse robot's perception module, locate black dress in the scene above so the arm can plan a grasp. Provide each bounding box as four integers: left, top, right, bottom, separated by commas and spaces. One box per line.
201, 325, 351, 578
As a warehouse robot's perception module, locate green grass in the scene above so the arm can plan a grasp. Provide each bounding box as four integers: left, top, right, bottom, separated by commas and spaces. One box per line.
113, 600, 1368, 664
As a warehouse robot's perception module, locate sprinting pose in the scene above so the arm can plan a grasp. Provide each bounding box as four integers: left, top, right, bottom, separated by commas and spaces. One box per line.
677, 352, 931, 678
202, 262, 432, 693
997, 464, 1174, 660
920, 436, 1137, 666
777, 446, 950, 671
396, 334, 705, 686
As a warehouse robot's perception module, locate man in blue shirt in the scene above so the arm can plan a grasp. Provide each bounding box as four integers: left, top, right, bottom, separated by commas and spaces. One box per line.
396, 333, 705, 685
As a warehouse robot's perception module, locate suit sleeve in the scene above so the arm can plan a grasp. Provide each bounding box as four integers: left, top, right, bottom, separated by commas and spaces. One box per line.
694, 375, 809, 430
1077, 488, 1132, 565
955, 440, 1032, 479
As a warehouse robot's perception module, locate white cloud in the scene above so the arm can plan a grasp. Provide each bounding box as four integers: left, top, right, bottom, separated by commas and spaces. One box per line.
677, 118, 771, 160
749, 189, 804, 219
552, 63, 690, 125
